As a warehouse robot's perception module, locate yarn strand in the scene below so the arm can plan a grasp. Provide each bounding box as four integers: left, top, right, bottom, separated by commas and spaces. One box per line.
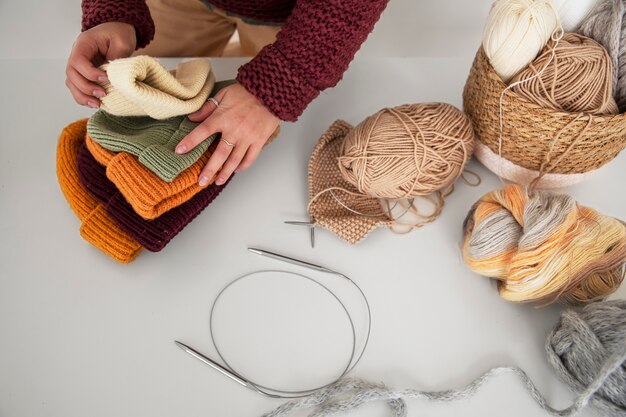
261, 352, 626, 417
262, 301, 626, 417
497, 23, 564, 185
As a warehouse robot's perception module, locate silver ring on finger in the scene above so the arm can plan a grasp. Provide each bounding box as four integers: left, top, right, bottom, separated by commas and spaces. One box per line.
207, 97, 219, 107
221, 138, 235, 147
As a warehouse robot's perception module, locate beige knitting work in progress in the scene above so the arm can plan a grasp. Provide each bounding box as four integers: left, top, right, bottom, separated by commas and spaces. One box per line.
462, 184, 626, 304
98, 56, 216, 120
307, 103, 474, 244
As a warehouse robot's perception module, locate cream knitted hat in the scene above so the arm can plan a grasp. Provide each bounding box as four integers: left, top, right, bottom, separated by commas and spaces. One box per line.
99, 56, 215, 119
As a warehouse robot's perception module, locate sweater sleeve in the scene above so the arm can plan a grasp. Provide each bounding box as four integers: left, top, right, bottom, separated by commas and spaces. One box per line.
81, 0, 155, 49
236, 0, 389, 122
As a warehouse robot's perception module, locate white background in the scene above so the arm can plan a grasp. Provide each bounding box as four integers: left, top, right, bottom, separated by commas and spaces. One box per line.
0, 1, 624, 417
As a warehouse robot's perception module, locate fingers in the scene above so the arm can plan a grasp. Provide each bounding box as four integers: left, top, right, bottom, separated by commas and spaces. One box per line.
71, 45, 108, 82
66, 42, 108, 106
198, 140, 243, 186
214, 142, 247, 185
236, 144, 263, 173
67, 66, 105, 98
66, 78, 100, 108
187, 99, 218, 122
176, 118, 221, 155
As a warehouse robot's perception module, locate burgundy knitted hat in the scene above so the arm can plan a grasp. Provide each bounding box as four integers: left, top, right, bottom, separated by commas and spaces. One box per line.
76, 142, 231, 252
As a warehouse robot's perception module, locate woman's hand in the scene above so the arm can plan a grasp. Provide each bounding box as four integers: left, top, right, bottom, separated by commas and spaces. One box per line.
176, 83, 280, 186
66, 22, 137, 108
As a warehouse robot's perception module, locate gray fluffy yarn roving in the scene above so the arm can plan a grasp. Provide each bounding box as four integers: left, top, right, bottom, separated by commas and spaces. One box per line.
579, 0, 626, 112
261, 300, 626, 417
547, 300, 626, 417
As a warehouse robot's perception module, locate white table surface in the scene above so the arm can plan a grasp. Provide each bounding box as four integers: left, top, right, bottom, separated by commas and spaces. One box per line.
0, 55, 624, 417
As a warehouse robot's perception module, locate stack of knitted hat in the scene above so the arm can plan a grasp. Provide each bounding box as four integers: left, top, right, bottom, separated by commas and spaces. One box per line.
57, 57, 235, 263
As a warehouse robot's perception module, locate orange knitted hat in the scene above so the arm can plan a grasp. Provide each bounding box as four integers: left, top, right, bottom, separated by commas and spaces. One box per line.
84, 126, 281, 220
85, 134, 215, 220
56, 119, 143, 263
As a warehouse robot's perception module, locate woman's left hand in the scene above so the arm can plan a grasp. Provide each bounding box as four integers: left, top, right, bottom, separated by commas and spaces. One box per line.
176, 82, 280, 186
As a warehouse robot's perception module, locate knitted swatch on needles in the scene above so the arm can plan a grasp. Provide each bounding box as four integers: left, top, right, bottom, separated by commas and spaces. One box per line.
56, 120, 143, 263
77, 142, 231, 252
308, 120, 393, 244
99, 56, 216, 119
308, 104, 474, 245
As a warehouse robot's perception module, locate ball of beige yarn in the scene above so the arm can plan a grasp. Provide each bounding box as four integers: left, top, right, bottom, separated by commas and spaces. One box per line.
578, 0, 626, 112
511, 33, 619, 115
337, 103, 475, 200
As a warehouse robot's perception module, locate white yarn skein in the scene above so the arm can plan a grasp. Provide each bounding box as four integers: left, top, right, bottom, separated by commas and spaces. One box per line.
551, 0, 600, 31
483, 0, 559, 82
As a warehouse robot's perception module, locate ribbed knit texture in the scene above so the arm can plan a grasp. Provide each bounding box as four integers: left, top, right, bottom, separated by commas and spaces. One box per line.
87, 80, 233, 182
81, 0, 389, 121
77, 142, 230, 252
85, 134, 216, 219
99, 56, 215, 119
56, 119, 143, 263
87, 111, 211, 182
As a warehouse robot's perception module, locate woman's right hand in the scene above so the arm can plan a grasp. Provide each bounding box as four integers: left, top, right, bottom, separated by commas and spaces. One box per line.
66, 22, 137, 108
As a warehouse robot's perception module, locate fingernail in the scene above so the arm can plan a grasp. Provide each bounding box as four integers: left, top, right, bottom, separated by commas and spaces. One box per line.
87, 100, 99, 108
234, 169, 240, 174
175, 145, 187, 154
98, 75, 109, 82
93, 90, 105, 98
215, 177, 225, 186
198, 175, 210, 187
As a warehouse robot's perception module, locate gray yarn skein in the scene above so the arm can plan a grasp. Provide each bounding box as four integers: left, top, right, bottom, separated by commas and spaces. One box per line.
547, 300, 626, 417
262, 301, 626, 417
578, 0, 626, 112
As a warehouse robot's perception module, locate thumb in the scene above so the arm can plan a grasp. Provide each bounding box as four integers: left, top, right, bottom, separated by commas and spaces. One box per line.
105, 26, 137, 60
106, 38, 136, 60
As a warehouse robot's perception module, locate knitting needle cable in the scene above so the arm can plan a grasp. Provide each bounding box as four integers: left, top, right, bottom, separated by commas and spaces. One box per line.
175, 248, 372, 399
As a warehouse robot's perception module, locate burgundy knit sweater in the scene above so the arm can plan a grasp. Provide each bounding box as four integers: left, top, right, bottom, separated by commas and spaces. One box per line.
81, 0, 389, 121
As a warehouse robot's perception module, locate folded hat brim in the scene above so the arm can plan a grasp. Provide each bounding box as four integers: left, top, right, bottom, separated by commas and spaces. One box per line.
56, 119, 142, 263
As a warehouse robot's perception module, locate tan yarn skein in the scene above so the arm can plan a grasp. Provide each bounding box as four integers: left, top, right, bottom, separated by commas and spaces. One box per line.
337, 104, 475, 200
511, 33, 619, 115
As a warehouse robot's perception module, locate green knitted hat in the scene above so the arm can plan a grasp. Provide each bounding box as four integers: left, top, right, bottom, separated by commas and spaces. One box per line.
87, 80, 234, 182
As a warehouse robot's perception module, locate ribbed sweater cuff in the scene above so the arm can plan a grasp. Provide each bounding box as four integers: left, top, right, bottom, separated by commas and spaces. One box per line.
81, 0, 155, 49
236, 44, 320, 122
